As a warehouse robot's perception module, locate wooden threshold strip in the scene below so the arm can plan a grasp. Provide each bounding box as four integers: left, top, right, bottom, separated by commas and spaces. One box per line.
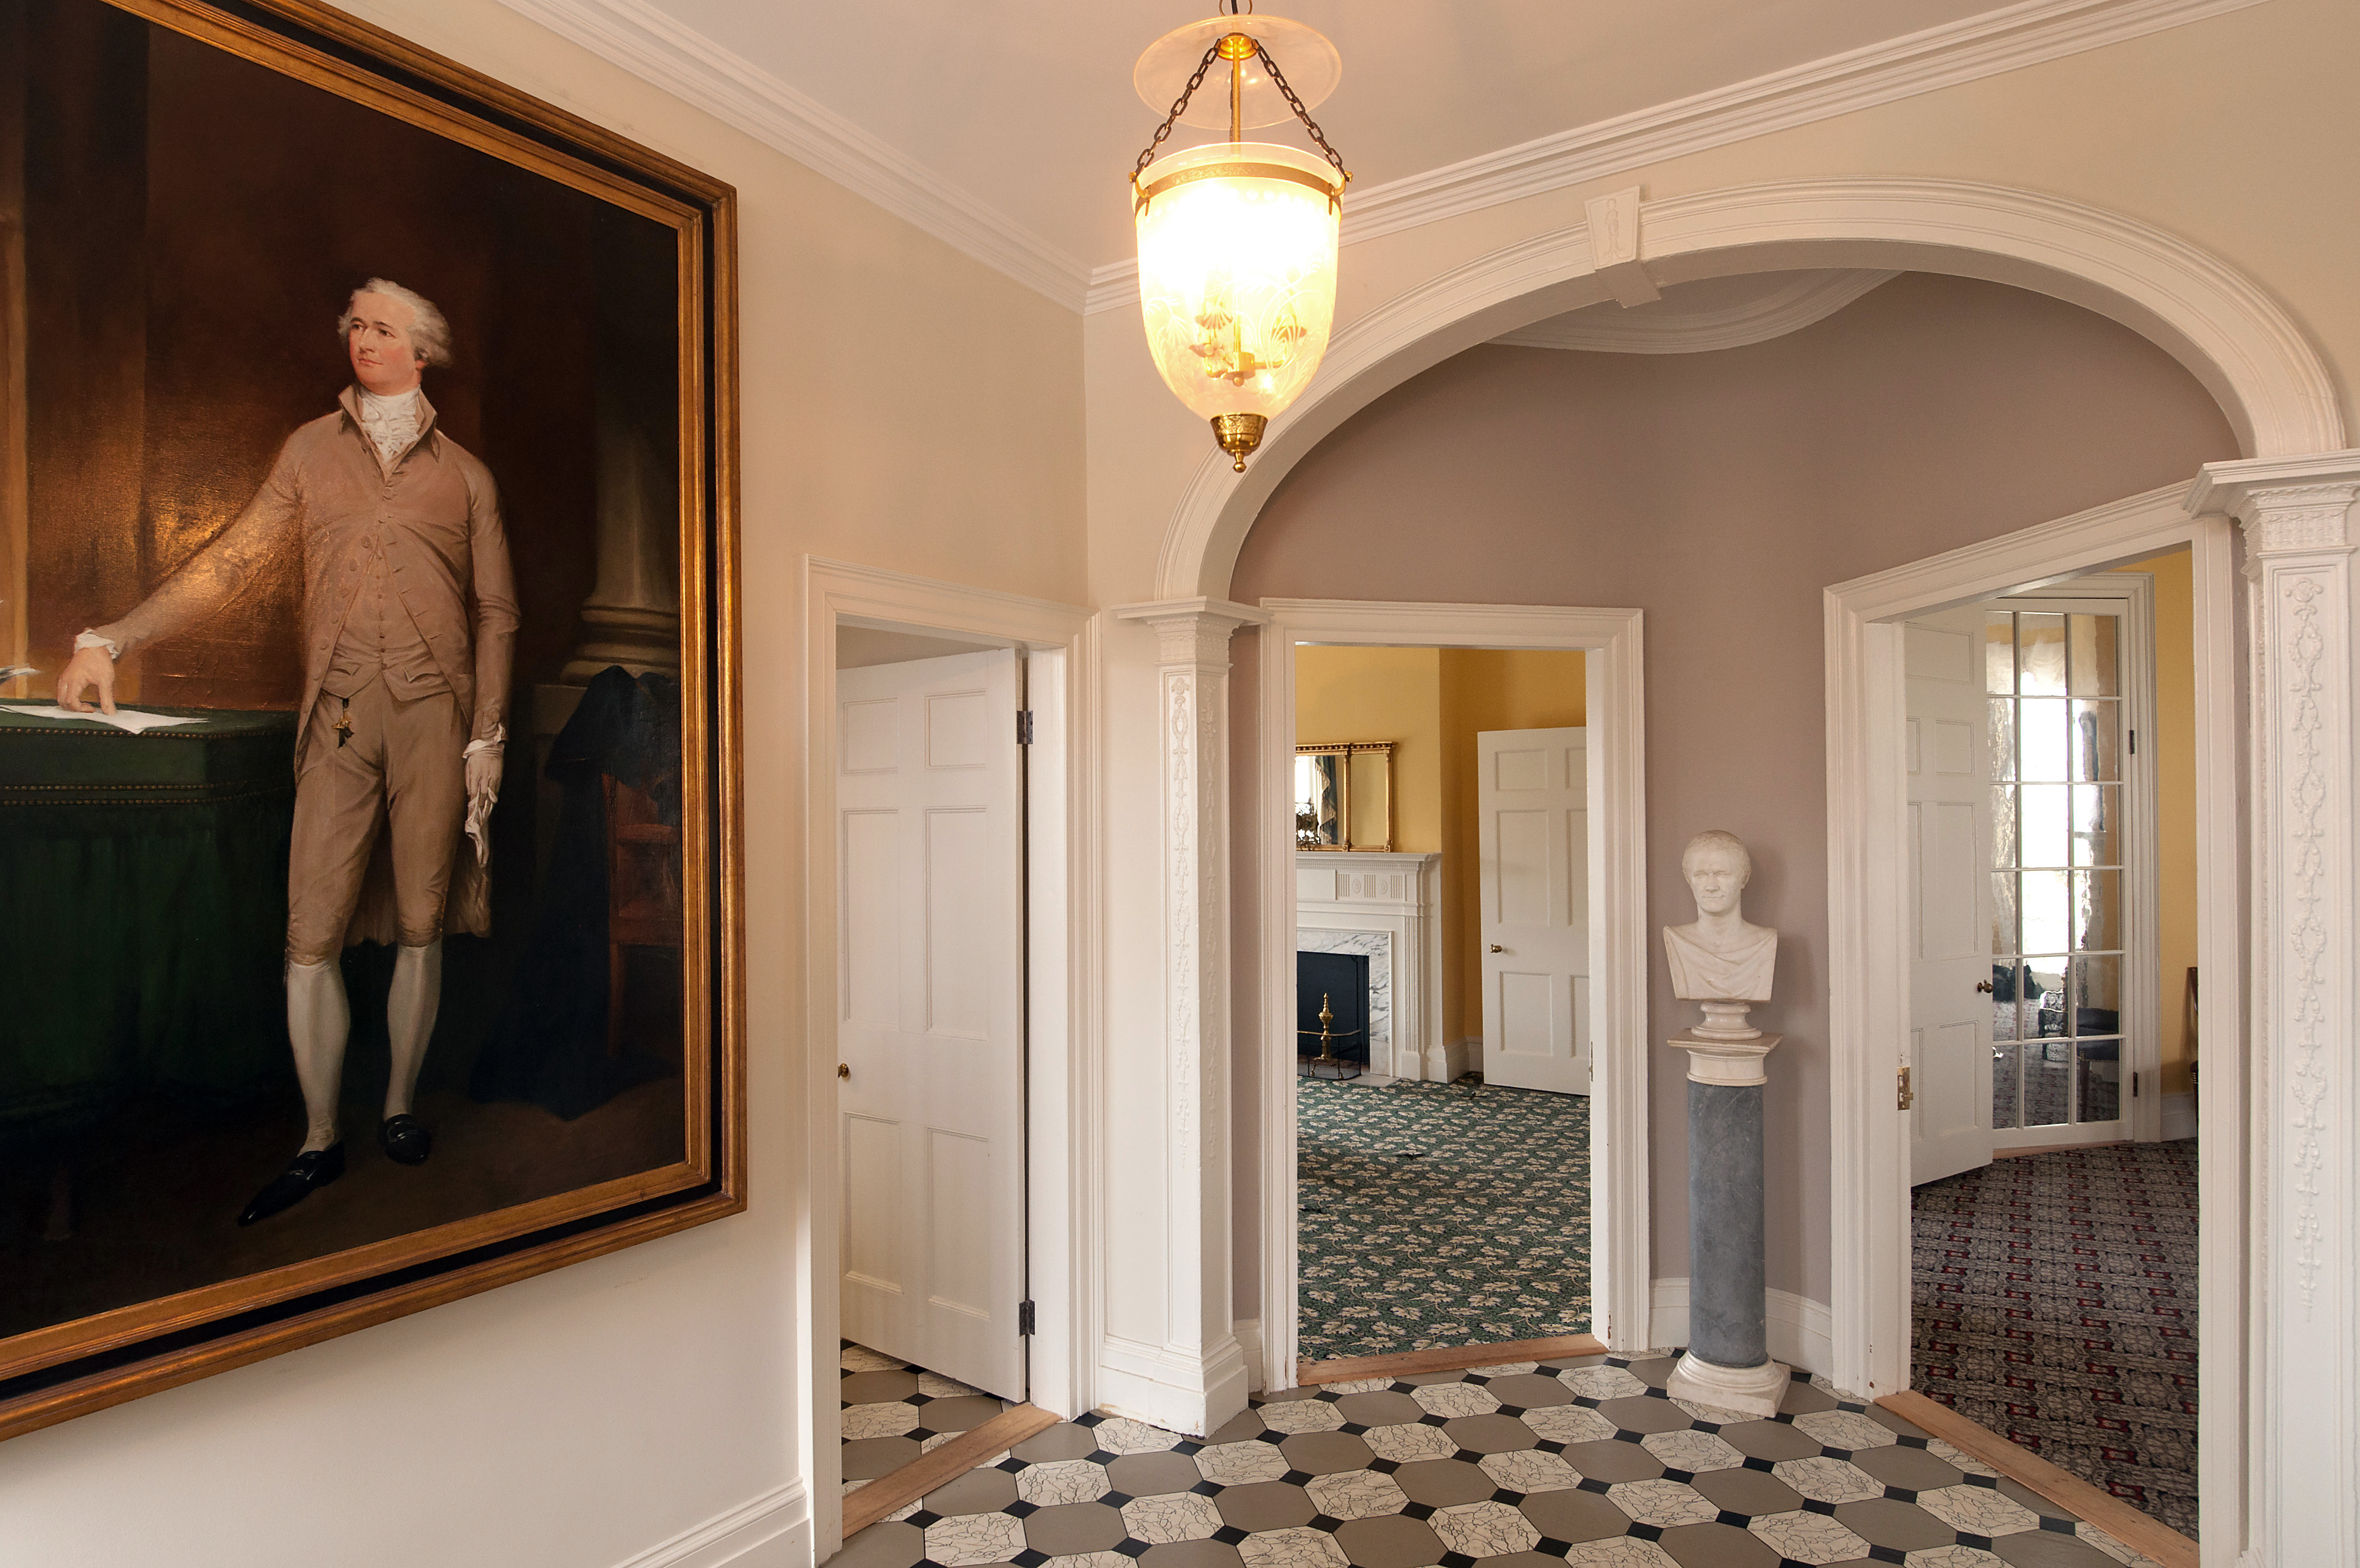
1298, 1333, 1607, 1386
1877, 1391, 2195, 1568
843, 1402, 1060, 1536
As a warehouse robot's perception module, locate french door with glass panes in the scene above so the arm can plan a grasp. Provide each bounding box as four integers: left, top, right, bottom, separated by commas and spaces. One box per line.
1984, 591, 2156, 1148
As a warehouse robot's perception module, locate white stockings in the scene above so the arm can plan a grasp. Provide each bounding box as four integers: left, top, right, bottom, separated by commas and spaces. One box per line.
285, 940, 443, 1150
385, 940, 443, 1120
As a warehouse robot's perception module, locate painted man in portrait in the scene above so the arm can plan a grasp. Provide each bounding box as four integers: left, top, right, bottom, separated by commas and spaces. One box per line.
54, 279, 518, 1224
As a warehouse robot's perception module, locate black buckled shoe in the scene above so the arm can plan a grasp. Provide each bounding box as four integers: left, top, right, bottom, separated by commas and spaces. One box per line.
238, 1142, 345, 1226
379, 1113, 432, 1166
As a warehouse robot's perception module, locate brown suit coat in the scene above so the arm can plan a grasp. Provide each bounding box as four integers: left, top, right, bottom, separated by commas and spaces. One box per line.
96, 387, 520, 941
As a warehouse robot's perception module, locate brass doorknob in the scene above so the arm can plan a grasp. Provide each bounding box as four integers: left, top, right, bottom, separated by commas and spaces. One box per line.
1489, 944, 1505, 953
838, 1063, 851, 1080
1974, 981, 1995, 994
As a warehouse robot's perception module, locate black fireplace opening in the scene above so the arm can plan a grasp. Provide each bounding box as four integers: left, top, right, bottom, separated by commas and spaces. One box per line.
1297, 950, 1371, 1076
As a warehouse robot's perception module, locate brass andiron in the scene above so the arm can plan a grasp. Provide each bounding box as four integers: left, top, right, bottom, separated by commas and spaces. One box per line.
1297, 990, 1364, 1081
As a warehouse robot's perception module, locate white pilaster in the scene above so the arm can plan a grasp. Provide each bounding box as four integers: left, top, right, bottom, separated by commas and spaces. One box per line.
2189, 453, 2360, 1568
1110, 596, 1268, 1436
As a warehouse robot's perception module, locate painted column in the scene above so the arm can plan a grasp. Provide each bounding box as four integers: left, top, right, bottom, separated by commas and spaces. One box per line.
1112, 596, 1267, 1436
1665, 1033, 1786, 1418
2188, 454, 2360, 1568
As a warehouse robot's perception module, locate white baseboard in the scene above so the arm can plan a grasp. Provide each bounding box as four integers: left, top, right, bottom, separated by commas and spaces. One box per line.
2161, 1092, 2198, 1141
1423, 1038, 1476, 1083
613, 1483, 808, 1568
1648, 1279, 1832, 1378
1235, 1317, 1266, 1393
1097, 1331, 1250, 1438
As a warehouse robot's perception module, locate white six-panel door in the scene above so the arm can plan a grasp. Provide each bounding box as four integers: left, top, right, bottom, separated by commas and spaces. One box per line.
837, 648, 1027, 1399
1478, 728, 1592, 1096
1904, 610, 1997, 1185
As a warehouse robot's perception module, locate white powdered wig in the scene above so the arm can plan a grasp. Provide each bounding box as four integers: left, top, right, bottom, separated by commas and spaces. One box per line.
338, 278, 452, 368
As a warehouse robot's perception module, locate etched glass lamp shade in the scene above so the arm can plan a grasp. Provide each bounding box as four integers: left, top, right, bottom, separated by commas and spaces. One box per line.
1135, 141, 1341, 472
1128, 13, 1349, 473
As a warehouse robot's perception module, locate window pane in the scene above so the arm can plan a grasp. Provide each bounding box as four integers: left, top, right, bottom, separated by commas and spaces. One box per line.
2072, 699, 2119, 782
2073, 954, 2122, 1037
1992, 1041, 2021, 1131
2019, 698, 2070, 780
1991, 874, 2019, 958
2024, 1034, 2072, 1126
1991, 786, 2019, 869
1991, 962, 2027, 1041
2027, 964, 2068, 1038
2076, 1040, 2122, 1123
2071, 784, 2119, 867
2019, 612, 2068, 696
2019, 783, 2069, 867
1985, 613, 2017, 694
2069, 613, 2120, 697
2021, 870, 2071, 957
2075, 869, 2122, 953
1988, 699, 2016, 782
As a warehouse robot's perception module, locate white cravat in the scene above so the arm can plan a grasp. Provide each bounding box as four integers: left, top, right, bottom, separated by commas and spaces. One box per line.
356, 386, 424, 467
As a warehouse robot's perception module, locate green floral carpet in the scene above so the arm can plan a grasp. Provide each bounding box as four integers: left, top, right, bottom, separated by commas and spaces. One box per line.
1297, 1076, 1591, 1361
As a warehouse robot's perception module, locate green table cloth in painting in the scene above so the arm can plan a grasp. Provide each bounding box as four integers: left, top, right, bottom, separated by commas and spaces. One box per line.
0, 707, 297, 1163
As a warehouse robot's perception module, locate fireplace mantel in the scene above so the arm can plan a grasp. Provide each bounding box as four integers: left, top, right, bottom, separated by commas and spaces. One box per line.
1297, 851, 1443, 1080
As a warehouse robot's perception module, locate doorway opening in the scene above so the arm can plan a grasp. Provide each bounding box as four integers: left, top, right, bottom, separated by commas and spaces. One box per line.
1253, 601, 1650, 1390
1899, 558, 2199, 1541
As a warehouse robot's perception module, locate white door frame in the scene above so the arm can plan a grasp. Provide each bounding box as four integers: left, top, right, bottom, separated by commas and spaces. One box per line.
1822, 484, 2242, 1544
1254, 599, 1649, 1389
804, 558, 1099, 1561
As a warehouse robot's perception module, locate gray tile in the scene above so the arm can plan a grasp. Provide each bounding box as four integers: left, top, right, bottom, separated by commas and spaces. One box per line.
1777, 1381, 1841, 1416
1334, 1515, 1445, 1568
1992, 1531, 2132, 1567
1218, 1482, 1319, 1532
1282, 1430, 1376, 1475
1391, 1459, 1497, 1507
1336, 1392, 1427, 1428
1023, 1501, 1129, 1555
1996, 1476, 2081, 1521
1467, 1554, 1558, 1568
1210, 1410, 1268, 1444
1440, 1414, 1538, 1454
1861, 1402, 1925, 1437
1513, 1487, 1633, 1544
1847, 1444, 1966, 1492
1557, 1439, 1662, 1484
1832, 1498, 1956, 1551
1656, 1521, 1779, 1567
1596, 1396, 1691, 1435
1714, 1419, 1825, 1462
1140, 1543, 1245, 1568
927, 1468, 1019, 1516
1109, 1451, 1208, 1497
1689, 1467, 1805, 1516
834, 1520, 924, 1568
1625, 1358, 1677, 1390
1012, 1424, 1103, 1462
843, 1435, 924, 1480
1478, 1374, 1574, 1409
923, 1395, 1006, 1433
842, 1370, 920, 1404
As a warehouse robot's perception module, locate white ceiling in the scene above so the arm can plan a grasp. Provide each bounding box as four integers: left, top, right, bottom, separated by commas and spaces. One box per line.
633, 0, 2006, 269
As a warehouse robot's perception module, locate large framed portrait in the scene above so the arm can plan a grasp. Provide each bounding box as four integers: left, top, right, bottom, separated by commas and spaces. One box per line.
0, 0, 741, 1437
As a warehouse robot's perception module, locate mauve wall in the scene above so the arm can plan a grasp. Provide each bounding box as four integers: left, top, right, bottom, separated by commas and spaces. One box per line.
1225, 272, 2238, 1316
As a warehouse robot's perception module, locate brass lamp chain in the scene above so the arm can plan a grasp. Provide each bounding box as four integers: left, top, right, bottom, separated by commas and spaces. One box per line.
1128, 28, 1351, 191
1253, 41, 1348, 187
1131, 43, 1224, 185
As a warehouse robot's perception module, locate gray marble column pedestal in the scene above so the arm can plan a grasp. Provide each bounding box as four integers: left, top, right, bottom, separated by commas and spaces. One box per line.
1664, 1030, 1788, 1418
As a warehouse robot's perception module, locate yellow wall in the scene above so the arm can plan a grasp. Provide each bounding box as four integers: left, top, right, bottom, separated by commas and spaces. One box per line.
1295, 647, 1585, 1047
2119, 552, 2198, 1098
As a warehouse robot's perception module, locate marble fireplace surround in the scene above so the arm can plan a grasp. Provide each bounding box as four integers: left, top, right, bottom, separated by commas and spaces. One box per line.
1297, 851, 1443, 1081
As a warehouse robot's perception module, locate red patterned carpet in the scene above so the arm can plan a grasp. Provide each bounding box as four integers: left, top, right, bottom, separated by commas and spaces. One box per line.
1911, 1139, 2199, 1536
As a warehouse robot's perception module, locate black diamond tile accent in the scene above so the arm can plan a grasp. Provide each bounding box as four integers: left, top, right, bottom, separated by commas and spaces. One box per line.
1836, 1400, 1865, 1413
1420, 1414, 1451, 1426
906, 1512, 941, 1529
1440, 1554, 1477, 1568
1896, 1434, 1930, 1449
1959, 1534, 1994, 1551
1611, 1431, 1644, 1444
1533, 1540, 1572, 1559
910, 1430, 940, 1443
1572, 1397, 1603, 1409
1867, 1548, 1907, 1565
1005, 1500, 1039, 1519
1965, 1475, 2002, 1490
1883, 1487, 1918, 1503
1011, 1550, 1049, 1567
1338, 1422, 1369, 1435
2040, 1517, 2079, 1534
1491, 1490, 1526, 1506
1257, 1431, 1287, 1445
1102, 1491, 1134, 1508
1189, 1481, 1221, 1496
1628, 1524, 1663, 1542
1088, 1450, 1121, 1465
1401, 1503, 1437, 1521
1743, 1457, 1775, 1472
1115, 1541, 1151, 1558
1535, 1441, 1566, 1456
1692, 1421, 1722, 1434
1367, 1459, 1400, 1475
997, 1457, 1028, 1473
1310, 1516, 1342, 1532
1801, 1498, 1836, 1516
1821, 1448, 1854, 1462
1716, 1510, 1749, 1527
1281, 1471, 1314, 1487
1662, 1469, 1694, 1485
1212, 1527, 1249, 1545
1576, 1479, 1611, 1495
1174, 1442, 1204, 1456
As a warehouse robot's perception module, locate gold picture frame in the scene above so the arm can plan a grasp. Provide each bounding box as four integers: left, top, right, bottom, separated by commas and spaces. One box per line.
1294, 742, 1394, 852
0, 0, 742, 1441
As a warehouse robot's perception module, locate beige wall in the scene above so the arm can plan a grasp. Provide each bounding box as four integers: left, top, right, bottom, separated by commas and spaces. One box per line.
1231, 273, 2236, 1303
0, 0, 1086, 1560
2118, 550, 2199, 1100
1294, 646, 1446, 854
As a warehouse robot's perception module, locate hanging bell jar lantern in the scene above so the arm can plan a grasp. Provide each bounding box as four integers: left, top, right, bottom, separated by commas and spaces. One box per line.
1129, 7, 1349, 473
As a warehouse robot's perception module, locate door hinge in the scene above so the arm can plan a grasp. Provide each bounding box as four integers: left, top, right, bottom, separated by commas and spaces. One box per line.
2128, 728, 2136, 755
2132, 1071, 2139, 1098
1896, 1062, 1915, 1112
1017, 710, 1034, 745
1018, 1300, 1036, 1336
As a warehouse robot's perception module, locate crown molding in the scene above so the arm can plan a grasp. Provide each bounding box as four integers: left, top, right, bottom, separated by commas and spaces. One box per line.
1491, 267, 1898, 353
486, 0, 1095, 309
1083, 0, 2268, 314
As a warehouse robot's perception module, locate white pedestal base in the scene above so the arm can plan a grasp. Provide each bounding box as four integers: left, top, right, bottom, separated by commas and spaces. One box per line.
1666, 1350, 1790, 1419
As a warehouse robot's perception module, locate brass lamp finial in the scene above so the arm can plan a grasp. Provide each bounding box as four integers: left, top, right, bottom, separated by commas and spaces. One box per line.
1212, 412, 1267, 472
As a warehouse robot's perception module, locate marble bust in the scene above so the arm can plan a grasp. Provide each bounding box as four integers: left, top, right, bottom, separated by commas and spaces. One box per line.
1663, 830, 1776, 1037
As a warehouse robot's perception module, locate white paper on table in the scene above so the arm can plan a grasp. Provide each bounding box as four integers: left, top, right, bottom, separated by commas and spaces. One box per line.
0, 704, 206, 735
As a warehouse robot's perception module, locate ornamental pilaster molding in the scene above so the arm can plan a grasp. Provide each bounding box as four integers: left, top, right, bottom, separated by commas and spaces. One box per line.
2187, 452, 2360, 1568
1111, 596, 1267, 1430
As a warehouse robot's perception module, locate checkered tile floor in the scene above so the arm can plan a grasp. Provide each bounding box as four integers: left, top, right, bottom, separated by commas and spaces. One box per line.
842, 1343, 1017, 1499
834, 1350, 2165, 1568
